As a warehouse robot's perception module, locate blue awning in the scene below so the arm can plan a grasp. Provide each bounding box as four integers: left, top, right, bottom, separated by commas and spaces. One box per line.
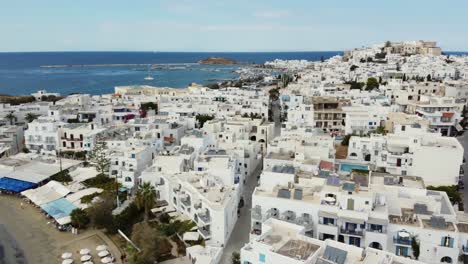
0, 177, 37, 193
40, 198, 77, 220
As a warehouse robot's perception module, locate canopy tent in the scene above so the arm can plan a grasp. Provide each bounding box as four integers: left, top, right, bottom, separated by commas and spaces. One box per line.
22, 181, 70, 206
0, 177, 37, 193
40, 198, 77, 222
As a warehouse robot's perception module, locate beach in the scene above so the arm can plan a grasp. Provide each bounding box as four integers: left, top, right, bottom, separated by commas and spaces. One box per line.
0, 195, 122, 264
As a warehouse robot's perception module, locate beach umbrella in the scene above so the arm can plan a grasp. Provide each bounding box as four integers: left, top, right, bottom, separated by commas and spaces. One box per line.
81, 255, 92, 262
83, 262, 94, 264
98, 250, 109, 257
96, 245, 107, 251
62, 252, 73, 259
80, 248, 91, 255
62, 259, 74, 264
101, 257, 112, 263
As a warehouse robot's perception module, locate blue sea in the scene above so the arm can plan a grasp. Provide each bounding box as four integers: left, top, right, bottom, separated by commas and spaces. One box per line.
0, 51, 342, 95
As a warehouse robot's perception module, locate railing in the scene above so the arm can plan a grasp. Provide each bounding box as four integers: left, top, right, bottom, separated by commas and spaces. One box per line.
366, 228, 386, 234
197, 212, 211, 224
340, 228, 363, 236
393, 237, 411, 245
462, 245, 468, 254
198, 228, 211, 238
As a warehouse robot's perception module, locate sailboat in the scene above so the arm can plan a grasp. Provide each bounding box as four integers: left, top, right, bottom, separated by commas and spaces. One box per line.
144, 64, 154, 81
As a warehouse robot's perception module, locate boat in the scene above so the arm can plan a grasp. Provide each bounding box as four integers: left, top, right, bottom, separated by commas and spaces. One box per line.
144, 65, 154, 81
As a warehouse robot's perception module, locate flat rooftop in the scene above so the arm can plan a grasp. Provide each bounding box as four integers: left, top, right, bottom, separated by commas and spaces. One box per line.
258, 222, 320, 261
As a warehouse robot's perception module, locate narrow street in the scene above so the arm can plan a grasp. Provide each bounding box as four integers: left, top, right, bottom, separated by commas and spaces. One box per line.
219, 162, 263, 264
457, 133, 468, 212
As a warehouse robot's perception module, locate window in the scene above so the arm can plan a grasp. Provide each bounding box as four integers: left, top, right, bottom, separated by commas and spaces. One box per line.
441, 236, 454, 248
259, 253, 266, 263
125, 177, 132, 182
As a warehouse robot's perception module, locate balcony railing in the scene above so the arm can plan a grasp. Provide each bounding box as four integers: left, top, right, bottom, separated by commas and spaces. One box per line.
340, 228, 363, 236
462, 245, 468, 254
198, 228, 211, 239
197, 212, 211, 224
393, 237, 411, 246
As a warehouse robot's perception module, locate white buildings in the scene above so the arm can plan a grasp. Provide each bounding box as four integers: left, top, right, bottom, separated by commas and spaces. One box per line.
347, 130, 463, 186
24, 118, 64, 155
241, 218, 426, 264
0, 126, 24, 158
59, 123, 107, 152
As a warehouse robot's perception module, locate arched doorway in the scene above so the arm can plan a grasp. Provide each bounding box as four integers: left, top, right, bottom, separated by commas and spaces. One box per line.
441, 256, 452, 263
369, 242, 383, 250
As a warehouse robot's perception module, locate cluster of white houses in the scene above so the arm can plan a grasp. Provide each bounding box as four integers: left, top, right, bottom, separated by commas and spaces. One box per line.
1, 41, 468, 263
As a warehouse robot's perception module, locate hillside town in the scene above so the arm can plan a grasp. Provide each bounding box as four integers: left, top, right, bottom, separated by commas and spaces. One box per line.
2, 40, 468, 264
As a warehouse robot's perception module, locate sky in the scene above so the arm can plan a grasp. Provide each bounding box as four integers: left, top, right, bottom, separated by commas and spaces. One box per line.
1, 0, 467, 52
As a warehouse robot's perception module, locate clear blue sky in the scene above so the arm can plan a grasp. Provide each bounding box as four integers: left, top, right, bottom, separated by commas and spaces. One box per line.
1, 0, 467, 52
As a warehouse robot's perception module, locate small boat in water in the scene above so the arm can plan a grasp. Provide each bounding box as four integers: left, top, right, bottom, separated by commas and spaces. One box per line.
144, 65, 154, 81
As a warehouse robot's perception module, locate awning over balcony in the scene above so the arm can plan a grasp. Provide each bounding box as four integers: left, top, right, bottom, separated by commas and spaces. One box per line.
318, 210, 338, 219
368, 217, 388, 225
442, 112, 454, 118
338, 210, 368, 224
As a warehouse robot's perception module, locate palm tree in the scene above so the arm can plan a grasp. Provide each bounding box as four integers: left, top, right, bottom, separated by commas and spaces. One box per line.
5, 112, 16, 125
25, 112, 39, 123
135, 182, 157, 222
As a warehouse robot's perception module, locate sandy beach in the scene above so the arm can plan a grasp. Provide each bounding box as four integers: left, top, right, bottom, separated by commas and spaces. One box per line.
0, 195, 122, 264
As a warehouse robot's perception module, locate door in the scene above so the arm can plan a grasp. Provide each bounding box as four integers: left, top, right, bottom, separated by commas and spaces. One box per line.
347, 198, 354, 210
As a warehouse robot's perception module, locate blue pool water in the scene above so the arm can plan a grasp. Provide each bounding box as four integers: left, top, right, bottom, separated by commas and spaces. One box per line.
340, 163, 369, 172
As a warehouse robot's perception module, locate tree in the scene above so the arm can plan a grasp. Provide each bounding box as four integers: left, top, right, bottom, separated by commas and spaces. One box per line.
25, 112, 39, 123
366, 77, 379, 90
411, 235, 420, 260
130, 222, 169, 264
87, 193, 115, 231
88, 138, 110, 176
135, 182, 157, 222
426, 185, 461, 204
350, 65, 358, 71
196, 114, 214, 128
70, 208, 90, 228
140, 102, 158, 112
5, 112, 16, 125
385, 40, 392, 48
375, 126, 386, 135
426, 74, 432, 81
341, 135, 353, 146
232, 252, 241, 264
50, 170, 72, 183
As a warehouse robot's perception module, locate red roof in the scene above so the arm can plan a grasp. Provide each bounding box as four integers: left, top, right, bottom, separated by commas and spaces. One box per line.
319, 160, 333, 170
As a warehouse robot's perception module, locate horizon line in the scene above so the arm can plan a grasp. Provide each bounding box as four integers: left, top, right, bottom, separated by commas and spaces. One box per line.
1, 50, 467, 54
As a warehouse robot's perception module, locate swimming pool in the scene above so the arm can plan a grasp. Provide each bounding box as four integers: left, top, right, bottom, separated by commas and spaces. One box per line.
339, 163, 369, 172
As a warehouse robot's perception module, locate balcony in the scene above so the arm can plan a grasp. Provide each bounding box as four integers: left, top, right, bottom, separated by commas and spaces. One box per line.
198, 227, 211, 239
340, 227, 363, 237
197, 210, 211, 225
251, 206, 262, 221
462, 245, 468, 254
251, 221, 262, 235
181, 197, 191, 207
393, 236, 411, 246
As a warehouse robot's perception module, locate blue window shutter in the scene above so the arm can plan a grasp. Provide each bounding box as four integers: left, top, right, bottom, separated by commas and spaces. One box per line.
441, 237, 444, 246
259, 253, 266, 262
450, 238, 454, 248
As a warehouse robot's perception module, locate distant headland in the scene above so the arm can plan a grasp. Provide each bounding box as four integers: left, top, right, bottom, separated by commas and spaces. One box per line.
198, 56, 238, 65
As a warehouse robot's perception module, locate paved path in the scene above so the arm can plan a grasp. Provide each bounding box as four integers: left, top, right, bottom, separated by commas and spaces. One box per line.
219, 162, 263, 264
